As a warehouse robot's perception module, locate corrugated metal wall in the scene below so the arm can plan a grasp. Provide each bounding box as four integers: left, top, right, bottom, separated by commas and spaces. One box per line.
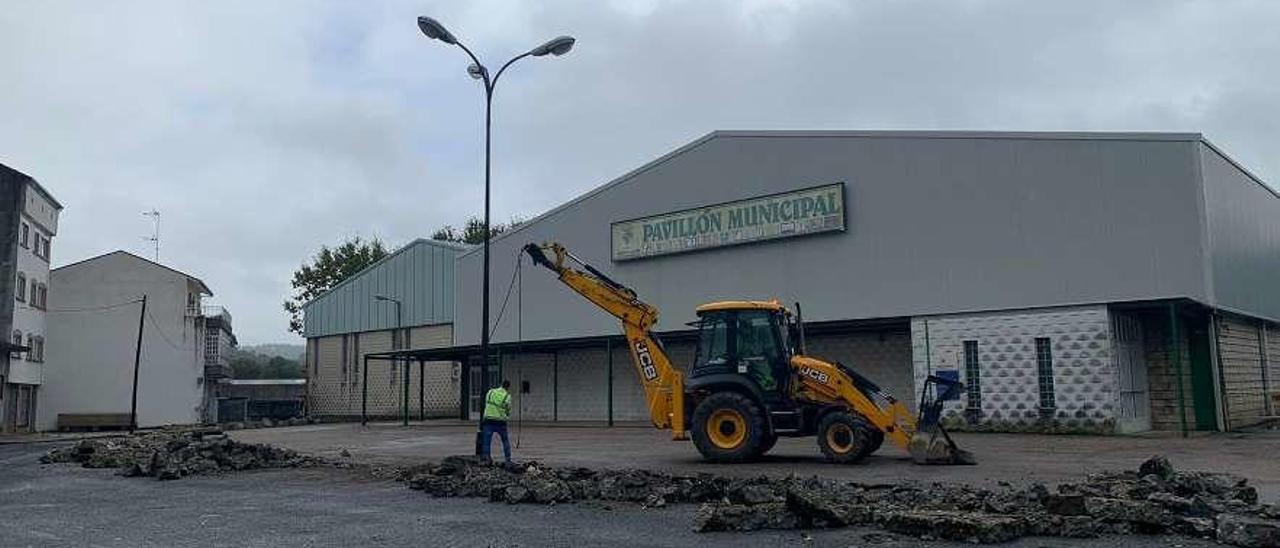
302, 239, 464, 338
1215, 314, 1270, 429
1268, 324, 1279, 414
458, 132, 1215, 347
1199, 144, 1280, 325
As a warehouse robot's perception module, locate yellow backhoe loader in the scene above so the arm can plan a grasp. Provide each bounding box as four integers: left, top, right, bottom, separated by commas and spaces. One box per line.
524, 242, 975, 465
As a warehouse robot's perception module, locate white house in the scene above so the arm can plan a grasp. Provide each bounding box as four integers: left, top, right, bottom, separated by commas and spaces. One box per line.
39, 251, 213, 431
1, 163, 62, 433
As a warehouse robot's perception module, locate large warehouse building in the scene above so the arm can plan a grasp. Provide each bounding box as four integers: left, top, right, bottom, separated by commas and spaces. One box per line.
302, 239, 465, 420
370, 131, 1280, 434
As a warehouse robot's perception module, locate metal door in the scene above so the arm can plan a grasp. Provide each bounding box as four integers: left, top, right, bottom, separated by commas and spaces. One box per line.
468, 365, 483, 420
1113, 313, 1151, 433
468, 362, 500, 420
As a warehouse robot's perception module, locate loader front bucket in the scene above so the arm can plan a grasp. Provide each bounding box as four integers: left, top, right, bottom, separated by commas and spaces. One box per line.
909, 375, 977, 465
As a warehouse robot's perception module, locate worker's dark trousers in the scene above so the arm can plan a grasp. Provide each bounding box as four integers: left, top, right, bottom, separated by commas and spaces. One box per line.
480, 419, 511, 463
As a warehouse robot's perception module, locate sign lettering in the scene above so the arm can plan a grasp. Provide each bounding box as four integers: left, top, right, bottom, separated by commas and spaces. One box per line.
611, 183, 846, 261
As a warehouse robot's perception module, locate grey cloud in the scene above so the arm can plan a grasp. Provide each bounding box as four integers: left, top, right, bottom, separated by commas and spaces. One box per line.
1, 1, 1276, 344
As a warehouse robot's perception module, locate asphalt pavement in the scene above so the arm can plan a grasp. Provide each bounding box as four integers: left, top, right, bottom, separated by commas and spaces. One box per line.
0, 441, 1231, 547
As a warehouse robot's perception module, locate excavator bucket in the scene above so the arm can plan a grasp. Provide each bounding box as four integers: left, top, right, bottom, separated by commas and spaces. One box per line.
908, 375, 977, 465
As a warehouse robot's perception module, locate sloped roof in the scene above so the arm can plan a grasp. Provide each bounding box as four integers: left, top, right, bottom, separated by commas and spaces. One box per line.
52, 250, 213, 296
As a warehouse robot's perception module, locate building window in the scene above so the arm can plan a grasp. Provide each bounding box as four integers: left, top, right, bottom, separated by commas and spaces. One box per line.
1035, 337, 1056, 412
341, 335, 349, 375
351, 334, 360, 383
20, 223, 29, 248
29, 335, 43, 363
10, 330, 22, 359
15, 273, 25, 302
25, 283, 47, 310
963, 340, 982, 415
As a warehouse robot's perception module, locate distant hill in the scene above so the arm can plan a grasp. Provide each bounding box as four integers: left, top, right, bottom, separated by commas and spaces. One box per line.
240, 343, 305, 361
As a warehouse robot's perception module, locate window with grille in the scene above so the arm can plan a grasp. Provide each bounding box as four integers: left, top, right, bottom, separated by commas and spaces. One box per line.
341, 335, 349, 375
963, 340, 981, 411
310, 339, 319, 376
351, 334, 360, 383
1035, 337, 1056, 411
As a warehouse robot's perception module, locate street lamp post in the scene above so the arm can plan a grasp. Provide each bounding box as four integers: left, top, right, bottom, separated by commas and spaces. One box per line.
416, 16, 574, 394
375, 295, 407, 426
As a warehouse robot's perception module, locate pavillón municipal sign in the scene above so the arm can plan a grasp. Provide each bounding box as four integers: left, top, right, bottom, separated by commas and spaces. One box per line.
611, 182, 846, 261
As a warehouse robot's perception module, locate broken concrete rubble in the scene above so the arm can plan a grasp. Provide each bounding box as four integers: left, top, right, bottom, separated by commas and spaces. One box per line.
405, 454, 1280, 546
1217, 514, 1280, 548
41, 428, 325, 480
39, 437, 1280, 547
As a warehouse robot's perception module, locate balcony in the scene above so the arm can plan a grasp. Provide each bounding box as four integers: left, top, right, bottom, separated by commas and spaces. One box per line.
204, 362, 234, 380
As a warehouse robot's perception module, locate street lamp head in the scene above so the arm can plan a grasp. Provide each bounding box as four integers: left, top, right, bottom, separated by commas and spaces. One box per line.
417, 16, 458, 45
467, 63, 485, 80
530, 35, 575, 57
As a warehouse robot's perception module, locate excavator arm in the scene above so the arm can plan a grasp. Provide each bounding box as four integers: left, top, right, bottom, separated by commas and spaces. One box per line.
524, 243, 688, 440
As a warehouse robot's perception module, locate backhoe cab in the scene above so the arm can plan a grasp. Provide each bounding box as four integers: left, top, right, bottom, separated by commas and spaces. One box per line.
523, 241, 974, 466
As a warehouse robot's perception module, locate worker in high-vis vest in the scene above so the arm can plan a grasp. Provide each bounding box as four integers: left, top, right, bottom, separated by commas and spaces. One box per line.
480, 380, 513, 464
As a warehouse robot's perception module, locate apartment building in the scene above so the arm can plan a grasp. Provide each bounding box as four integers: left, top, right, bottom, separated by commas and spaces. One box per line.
0, 163, 62, 433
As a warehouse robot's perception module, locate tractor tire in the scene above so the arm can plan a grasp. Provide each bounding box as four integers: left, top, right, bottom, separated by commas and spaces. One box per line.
866, 429, 885, 456
817, 412, 877, 464
759, 432, 779, 456
691, 392, 768, 463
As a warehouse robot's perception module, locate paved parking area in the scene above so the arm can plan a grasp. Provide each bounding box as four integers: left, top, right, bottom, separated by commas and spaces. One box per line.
0, 442, 1227, 547
231, 421, 1280, 501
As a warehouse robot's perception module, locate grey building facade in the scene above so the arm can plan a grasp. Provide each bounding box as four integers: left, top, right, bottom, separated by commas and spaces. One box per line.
0, 164, 61, 433
448, 131, 1279, 433
301, 238, 466, 420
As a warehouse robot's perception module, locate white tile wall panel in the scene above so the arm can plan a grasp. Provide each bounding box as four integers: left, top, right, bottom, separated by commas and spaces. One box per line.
912, 305, 1116, 432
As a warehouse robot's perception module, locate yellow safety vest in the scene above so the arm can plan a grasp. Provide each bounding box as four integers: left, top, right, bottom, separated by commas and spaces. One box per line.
483, 387, 511, 421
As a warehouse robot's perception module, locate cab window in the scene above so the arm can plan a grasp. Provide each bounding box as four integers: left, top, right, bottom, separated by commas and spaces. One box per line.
695, 312, 730, 369
736, 311, 784, 392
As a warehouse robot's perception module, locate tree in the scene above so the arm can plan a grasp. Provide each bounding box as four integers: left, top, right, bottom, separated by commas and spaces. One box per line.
283, 236, 389, 335
431, 216, 523, 245
230, 354, 263, 379
229, 349, 304, 379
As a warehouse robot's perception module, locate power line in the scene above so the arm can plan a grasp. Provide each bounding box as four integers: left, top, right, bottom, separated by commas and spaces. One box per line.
47, 299, 144, 314
145, 309, 195, 352
489, 248, 524, 339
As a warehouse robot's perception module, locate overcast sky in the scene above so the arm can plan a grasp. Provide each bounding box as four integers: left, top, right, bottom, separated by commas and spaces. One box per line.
2, 1, 1277, 345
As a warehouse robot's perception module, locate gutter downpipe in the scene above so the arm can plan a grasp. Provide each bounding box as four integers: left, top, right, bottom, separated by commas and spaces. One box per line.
1170, 302, 1188, 438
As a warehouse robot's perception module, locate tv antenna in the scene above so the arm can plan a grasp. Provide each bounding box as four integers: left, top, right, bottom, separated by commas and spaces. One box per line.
142, 209, 160, 262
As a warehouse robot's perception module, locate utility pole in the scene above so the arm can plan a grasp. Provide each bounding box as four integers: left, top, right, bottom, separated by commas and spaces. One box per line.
142, 209, 160, 262
130, 295, 147, 432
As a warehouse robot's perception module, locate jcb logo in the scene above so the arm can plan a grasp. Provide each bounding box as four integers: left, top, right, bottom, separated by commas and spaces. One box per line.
635, 340, 658, 381
800, 367, 829, 384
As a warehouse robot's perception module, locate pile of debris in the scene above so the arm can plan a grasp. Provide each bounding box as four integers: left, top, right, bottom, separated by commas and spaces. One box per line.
41, 428, 324, 480
407, 455, 1280, 547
